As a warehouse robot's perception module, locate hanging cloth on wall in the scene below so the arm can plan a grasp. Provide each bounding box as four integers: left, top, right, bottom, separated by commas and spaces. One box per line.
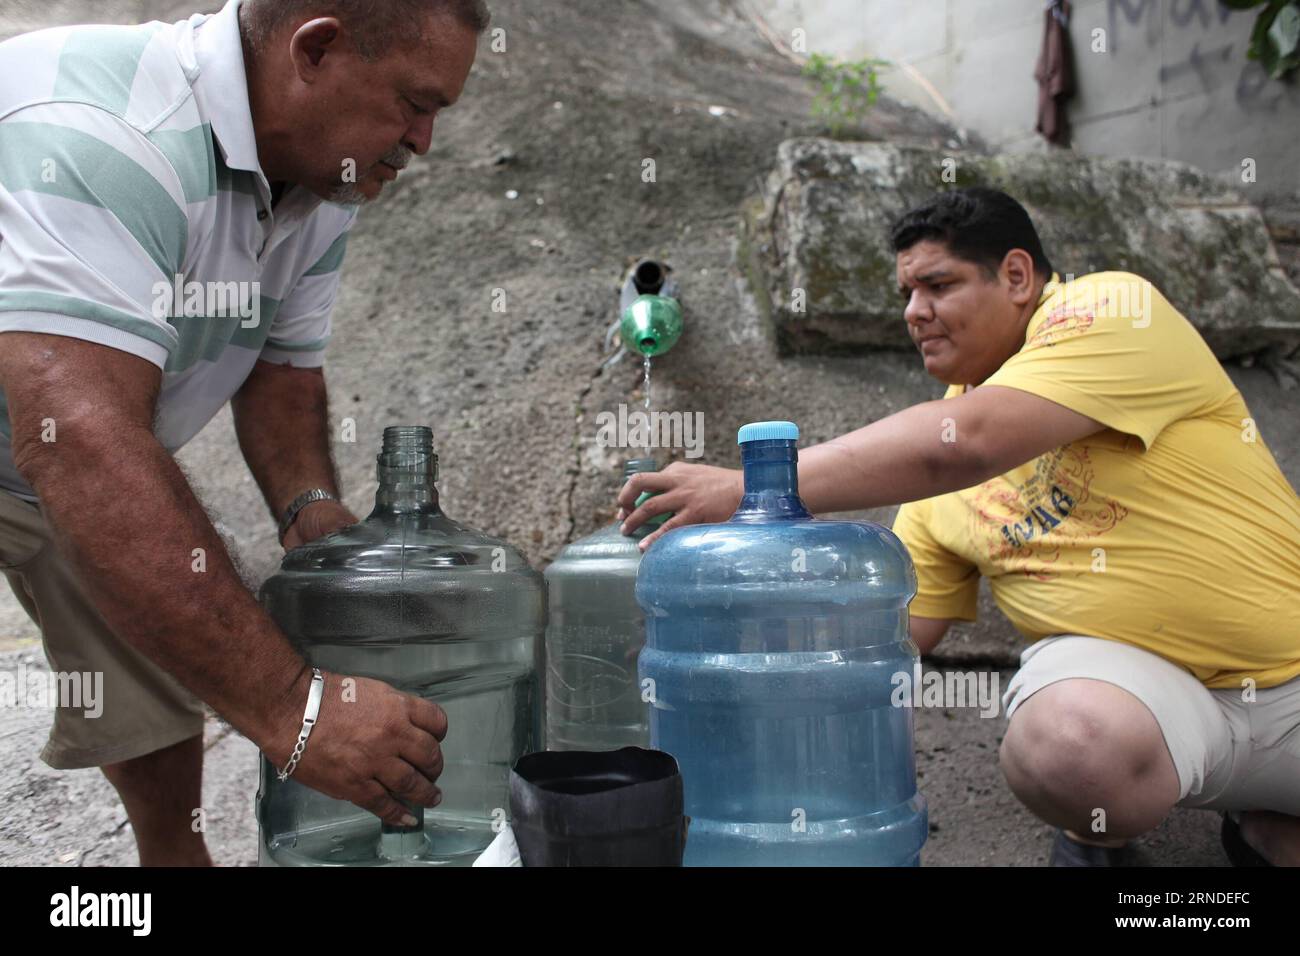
1035, 0, 1076, 146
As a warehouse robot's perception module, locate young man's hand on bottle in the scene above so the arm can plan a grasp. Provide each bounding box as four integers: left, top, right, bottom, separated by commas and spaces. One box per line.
271, 671, 449, 827
616, 462, 744, 551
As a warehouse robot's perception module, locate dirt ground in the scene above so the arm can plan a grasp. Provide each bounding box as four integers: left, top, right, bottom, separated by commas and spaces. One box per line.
0, 0, 1292, 867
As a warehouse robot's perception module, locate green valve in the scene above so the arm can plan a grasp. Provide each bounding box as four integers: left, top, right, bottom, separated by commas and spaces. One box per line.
620, 295, 683, 357
635, 490, 671, 526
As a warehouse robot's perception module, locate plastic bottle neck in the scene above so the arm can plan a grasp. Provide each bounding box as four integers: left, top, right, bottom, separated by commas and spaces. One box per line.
619, 457, 661, 536
369, 426, 443, 518
732, 439, 811, 521
624, 457, 657, 481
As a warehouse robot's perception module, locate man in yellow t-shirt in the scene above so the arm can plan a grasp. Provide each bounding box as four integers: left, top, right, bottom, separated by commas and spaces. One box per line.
618, 187, 1300, 866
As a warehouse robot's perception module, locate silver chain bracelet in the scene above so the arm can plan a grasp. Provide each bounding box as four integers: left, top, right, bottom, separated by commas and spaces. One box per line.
277, 668, 325, 782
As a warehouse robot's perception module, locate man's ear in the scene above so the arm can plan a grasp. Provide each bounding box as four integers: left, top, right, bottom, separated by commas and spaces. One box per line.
1000, 249, 1037, 307
289, 17, 344, 80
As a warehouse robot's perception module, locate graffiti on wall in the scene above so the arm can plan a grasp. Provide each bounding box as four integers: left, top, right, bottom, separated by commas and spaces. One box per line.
1105, 0, 1291, 113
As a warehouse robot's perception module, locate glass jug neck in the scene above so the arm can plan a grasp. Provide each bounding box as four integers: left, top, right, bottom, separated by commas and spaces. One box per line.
372, 468, 441, 516
733, 439, 811, 520
369, 426, 442, 518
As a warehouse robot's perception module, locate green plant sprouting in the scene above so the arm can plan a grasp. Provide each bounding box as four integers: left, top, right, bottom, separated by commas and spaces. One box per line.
1222, 0, 1300, 78
802, 53, 888, 136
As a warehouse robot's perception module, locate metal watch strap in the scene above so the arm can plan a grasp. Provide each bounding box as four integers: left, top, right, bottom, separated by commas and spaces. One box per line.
278, 488, 338, 543
277, 668, 325, 782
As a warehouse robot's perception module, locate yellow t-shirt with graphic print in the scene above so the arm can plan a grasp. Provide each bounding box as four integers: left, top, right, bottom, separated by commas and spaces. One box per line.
892, 272, 1300, 689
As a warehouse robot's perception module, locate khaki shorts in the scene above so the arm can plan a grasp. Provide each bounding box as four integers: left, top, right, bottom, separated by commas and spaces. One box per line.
0, 489, 205, 769
1003, 635, 1300, 815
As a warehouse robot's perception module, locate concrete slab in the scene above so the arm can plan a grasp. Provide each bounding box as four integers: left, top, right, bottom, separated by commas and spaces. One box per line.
0, 650, 1227, 866
0, 650, 259, 866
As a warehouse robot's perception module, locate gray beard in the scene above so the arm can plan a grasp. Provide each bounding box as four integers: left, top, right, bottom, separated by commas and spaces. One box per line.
327, 181, 370, 205
327, 145, 415, 205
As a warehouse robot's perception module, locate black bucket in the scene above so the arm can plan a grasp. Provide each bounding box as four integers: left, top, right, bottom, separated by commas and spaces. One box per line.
509, 747, 687, 867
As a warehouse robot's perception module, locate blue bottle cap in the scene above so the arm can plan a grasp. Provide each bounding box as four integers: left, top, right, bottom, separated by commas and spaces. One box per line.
737, 421, 800, 444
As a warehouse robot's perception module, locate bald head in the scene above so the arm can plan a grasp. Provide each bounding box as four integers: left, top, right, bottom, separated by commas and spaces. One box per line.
243, 0, 490, 60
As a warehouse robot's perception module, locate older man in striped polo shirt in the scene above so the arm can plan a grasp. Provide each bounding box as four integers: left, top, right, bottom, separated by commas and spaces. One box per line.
0, 0, 485, 865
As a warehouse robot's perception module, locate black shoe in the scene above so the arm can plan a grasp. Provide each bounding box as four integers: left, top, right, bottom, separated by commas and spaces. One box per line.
1220, 812, 1273, 867
1048, 829, 1135, 866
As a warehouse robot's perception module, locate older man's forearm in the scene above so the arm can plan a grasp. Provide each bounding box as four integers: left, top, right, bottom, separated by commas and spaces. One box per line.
16, 421, 309, 755
232, 360, 342, 520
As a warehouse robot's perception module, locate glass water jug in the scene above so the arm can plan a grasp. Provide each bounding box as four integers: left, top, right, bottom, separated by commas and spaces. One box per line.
256, 426, 545, 866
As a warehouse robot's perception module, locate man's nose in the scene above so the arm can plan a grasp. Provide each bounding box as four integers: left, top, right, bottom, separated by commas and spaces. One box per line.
404, 115, 436, 156
903, 290, 932, 328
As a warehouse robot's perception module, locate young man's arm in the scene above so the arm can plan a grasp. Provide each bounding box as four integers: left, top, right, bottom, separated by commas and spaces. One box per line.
910, 616, 952, 656
0, 332, 444, 826
617, 385, 1105, 548
231, 359, 359, 548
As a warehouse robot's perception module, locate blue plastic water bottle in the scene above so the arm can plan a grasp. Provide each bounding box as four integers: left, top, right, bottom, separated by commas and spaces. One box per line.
636, 421, 927, 866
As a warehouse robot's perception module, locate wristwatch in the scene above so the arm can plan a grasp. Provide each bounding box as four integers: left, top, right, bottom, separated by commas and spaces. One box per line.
278, 488, 339, 544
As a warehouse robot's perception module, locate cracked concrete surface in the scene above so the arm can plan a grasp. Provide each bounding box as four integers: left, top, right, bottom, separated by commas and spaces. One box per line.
0, 651, 1228, 866
0, 650, 260, 866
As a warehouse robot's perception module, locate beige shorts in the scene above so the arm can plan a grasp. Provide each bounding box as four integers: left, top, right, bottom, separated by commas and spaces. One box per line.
0, 489, 205, 769
1003, 635, 1300, 815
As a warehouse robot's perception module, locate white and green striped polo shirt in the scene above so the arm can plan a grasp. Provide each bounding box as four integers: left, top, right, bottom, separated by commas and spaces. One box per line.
0, 0, 357, 502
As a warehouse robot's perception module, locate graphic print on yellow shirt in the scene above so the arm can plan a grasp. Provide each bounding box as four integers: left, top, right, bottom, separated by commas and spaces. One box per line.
968, 442, 1130, 580
893, 272, 1300, 689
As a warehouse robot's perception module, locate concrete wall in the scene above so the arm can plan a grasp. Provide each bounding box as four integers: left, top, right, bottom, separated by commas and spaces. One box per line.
751, 0, 1300, 196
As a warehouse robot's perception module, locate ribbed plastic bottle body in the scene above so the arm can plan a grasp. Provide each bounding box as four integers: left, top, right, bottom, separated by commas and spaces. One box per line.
636, 435, 927, 866
544, 525, 651, 750
255, 428, 544, 867
543, 460, 655, 751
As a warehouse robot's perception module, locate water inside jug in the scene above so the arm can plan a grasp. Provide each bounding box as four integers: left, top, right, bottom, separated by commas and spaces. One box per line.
636, 420, 927, 865
256, 426, 545, 866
